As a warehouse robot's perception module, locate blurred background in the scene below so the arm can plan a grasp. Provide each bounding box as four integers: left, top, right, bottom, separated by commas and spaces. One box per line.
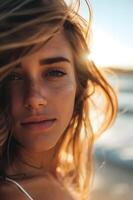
80, 0, 133, 200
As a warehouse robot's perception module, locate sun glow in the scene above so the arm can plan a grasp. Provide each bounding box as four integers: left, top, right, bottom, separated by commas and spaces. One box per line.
89, 29, 133, 68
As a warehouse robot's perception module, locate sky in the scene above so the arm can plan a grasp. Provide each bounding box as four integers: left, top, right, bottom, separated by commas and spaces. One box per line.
79, 0, 133, 68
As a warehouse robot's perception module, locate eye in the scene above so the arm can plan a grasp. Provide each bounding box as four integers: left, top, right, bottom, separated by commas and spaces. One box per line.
7, 72, 24, 81
45, 69, 66, 79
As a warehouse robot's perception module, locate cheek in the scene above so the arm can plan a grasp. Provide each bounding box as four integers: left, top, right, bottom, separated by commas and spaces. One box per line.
54, 81, 76, 124
9, 87, 23, 118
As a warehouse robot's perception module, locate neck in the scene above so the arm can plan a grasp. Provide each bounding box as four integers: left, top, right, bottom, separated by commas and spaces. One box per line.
6, 145, 59, 179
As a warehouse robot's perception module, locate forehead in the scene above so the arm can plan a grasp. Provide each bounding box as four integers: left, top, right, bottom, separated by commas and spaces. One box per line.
21, 32, 74, 66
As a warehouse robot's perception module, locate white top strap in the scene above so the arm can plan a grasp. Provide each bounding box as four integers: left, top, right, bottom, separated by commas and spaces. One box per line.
6, 177, 34, 200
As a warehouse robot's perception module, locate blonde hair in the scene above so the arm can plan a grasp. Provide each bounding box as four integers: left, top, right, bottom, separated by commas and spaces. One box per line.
0, 0, 118, 199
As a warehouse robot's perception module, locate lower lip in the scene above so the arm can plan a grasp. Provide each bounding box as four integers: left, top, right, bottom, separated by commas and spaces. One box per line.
21, 119, 56, 132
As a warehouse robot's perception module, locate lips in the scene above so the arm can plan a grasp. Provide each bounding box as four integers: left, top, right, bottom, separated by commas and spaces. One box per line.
21, 116, 56, 131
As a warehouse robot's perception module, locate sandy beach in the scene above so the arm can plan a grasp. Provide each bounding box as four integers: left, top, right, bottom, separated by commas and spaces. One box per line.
90, 159, 133, 200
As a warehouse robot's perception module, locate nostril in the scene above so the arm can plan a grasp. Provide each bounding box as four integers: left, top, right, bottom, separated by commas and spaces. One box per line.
24, 97, 47, 110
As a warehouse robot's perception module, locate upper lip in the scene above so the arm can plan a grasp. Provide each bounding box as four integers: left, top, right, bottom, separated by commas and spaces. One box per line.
21, 115, 56, 124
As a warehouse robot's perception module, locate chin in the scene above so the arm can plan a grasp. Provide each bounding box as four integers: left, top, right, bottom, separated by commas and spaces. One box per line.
25, 139, 59, 153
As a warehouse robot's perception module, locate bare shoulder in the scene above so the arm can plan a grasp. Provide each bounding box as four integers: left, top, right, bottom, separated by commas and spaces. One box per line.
0, 180, 11, 200
24, 173, 76, 200
0, 179, 22, 200
35, 173, 76, 200
0, 174, 77, 200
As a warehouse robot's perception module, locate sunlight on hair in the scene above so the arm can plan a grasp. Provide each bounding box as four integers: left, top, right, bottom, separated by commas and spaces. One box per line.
86, 53, 92, 61
59, 151, 73, 163
89, 94, 106, 136
65, 0, 71, 4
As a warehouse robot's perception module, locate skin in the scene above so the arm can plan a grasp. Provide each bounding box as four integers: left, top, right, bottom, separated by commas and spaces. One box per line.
0, 32, 77, 200
0, 173, 75, 200
9, 32, 76, 153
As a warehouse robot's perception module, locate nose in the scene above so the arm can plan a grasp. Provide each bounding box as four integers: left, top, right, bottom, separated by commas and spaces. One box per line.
24, 83, 47, 111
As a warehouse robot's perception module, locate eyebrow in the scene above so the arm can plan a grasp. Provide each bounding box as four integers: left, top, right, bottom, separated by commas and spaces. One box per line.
15, 56, 71, 69
39, 56, 71, 65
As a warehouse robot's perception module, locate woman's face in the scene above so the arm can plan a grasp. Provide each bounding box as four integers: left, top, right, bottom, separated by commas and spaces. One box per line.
8, 32, 77, 152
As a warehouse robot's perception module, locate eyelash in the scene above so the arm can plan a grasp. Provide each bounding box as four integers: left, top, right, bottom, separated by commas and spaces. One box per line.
45, 69, 66, 78
7, 69, 66, 81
